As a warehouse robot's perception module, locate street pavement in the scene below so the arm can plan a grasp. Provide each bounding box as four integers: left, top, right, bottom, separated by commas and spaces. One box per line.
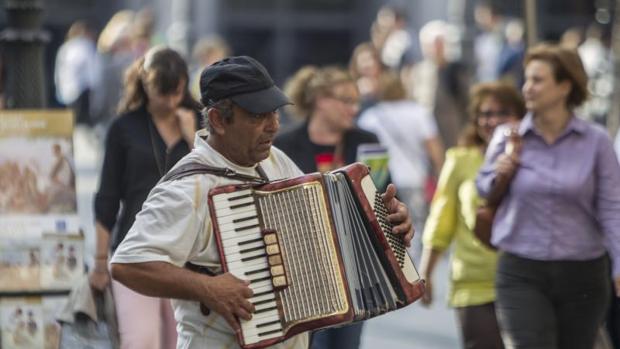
73, 127, 460, 349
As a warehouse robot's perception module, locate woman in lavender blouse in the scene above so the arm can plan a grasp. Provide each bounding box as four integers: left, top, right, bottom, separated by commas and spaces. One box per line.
476, 44, 620, 349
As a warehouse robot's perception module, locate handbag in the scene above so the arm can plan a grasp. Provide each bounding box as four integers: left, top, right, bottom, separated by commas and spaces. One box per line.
57, 276, 120, 349
473, 125, 521, 249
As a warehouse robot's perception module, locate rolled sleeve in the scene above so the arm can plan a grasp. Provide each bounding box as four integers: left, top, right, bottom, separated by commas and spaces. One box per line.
476, 126, 508, 198
94, 121, 125, 231
111, 177, 207, 268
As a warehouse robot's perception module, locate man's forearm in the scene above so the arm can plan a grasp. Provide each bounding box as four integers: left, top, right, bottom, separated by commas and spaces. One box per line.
110, 261, 208, 302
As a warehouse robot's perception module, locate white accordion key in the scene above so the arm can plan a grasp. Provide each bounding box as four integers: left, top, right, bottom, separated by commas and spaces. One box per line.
227, 257, 268, 273
223, 239, 265, 255
222, 231, 262, 247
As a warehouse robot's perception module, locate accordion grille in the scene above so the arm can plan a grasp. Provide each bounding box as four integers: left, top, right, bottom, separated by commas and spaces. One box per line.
256, 182, 349, 329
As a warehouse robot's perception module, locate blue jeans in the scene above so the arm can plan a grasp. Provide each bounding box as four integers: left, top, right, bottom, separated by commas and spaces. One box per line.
310, 322, 364, 349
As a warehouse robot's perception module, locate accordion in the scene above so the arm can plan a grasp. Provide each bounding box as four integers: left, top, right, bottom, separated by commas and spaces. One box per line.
208, 163, 425, 349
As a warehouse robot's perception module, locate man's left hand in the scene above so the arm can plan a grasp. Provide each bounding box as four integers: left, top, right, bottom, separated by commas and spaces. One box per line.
382, 184, 414, 247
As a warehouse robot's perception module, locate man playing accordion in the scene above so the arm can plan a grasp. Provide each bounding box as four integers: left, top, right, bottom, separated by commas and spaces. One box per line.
110, 55, 415, 349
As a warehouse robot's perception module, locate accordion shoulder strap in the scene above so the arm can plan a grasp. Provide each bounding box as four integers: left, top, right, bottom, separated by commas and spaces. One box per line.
162, 162, 268, 184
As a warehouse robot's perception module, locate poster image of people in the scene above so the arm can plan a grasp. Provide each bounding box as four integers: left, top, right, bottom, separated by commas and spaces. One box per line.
0, 110, 79, 237
0, 298, 44, 349
0, 137, 76, 214
42, 296, 65, 349
40, 233, 84, 290
0, 242, 41, 292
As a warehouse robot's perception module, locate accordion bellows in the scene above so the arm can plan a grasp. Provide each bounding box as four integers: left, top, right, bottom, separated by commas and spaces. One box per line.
208, 163, 425, 349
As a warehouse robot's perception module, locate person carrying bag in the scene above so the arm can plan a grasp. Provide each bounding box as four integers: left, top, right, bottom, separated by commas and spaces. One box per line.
473, 125, 521, 249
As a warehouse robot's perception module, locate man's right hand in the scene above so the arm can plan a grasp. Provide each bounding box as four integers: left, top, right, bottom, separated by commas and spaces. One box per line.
200, 272, 255, 333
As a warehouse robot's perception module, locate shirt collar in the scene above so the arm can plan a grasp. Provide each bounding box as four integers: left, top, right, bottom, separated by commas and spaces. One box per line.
519, 112, 587, 137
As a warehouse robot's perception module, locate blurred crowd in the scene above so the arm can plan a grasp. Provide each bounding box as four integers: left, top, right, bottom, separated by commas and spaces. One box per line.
43, 2, 620, 349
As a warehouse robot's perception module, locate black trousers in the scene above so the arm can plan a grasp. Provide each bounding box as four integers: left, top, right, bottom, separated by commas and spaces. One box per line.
456, 302, 504, 349
495, 252, 610, 349
606, 282, 620, 348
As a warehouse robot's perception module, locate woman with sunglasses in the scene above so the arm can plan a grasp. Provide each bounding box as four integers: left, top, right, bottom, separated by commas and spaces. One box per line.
420, 81, 525, 349
274, 65, 383, 349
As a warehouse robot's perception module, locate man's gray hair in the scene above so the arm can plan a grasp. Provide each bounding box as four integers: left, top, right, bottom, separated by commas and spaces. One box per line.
203, 98, 234, 132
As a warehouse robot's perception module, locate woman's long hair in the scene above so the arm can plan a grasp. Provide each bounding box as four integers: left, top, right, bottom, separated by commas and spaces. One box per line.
117, 46, 201, 114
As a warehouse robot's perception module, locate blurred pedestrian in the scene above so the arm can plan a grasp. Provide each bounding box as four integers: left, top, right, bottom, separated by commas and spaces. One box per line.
420, 81, 525, 349
90, 10, 136, 140
54, 20, 99, 126
473, 2, 505, 82
477, 44, 620, 349
578, 24, 613, 125
559, 27, 583, 50
373, 5, 418, 70
91, 46, 201, 349
276, 66, 382, 177
349, 42, 384, 112
497, 19, 525, 87
358, 71, 444, 234
189, 35, 231, 101
404, 20, 469, 149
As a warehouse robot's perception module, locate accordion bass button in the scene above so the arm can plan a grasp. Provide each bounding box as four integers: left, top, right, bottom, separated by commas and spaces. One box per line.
272, 275, 287, 288
263, 233, 278, 245
268, 255, 282, 266
270, 265, 284, 276
266, 244, 280, 255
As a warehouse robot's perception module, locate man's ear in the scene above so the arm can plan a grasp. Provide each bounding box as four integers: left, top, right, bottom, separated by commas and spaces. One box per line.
207, 108, 226, 135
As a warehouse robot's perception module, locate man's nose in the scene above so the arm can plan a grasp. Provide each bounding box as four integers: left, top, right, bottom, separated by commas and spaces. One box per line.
264, 112, 280, 132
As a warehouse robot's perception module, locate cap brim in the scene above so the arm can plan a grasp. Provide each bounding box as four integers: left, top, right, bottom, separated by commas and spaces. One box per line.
230, 85, 291, 114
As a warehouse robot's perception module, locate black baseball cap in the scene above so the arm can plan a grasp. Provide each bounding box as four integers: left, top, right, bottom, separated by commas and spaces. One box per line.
199, 56, 291, 114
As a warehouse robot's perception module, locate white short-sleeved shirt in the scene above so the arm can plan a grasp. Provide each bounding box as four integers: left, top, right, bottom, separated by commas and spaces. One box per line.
358, 100, 438, 189
111, 130, 307, 349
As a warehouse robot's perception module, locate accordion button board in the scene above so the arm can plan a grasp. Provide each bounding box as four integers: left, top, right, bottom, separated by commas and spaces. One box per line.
209, 163, 425, 349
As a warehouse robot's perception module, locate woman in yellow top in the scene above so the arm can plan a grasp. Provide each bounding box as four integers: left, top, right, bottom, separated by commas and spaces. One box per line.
420, 82, 525, 349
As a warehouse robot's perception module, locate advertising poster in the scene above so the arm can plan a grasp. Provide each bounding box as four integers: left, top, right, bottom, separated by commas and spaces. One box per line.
39, 234, 84, 290
0, 296, 64, 349
0, 298, 44, 349
0, 110, 79, 238
0, 241, 40, 292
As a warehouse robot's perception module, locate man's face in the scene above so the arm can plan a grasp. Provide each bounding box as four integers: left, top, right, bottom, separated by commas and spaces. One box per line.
218, 105, 280, 167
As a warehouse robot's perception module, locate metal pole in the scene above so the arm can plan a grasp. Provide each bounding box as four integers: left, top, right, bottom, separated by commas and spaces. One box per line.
524, 0, 538, 47
607, 0, 620, 137
0, 0, 50, 108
